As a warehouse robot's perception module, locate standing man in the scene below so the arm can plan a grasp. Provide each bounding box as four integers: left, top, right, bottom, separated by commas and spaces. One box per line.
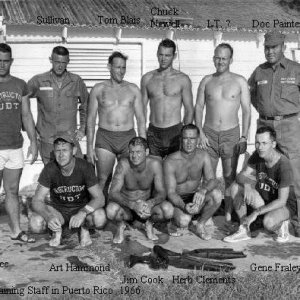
164, 124, 222, 240
28, 46, 89, 164
195, 43, 251, 222
87, 51, 146, 199
248, 31, 300, 236
224, 126, 296, 243
106, 137, 172, 243
30, 131, 106, 247
141, 38, 194, 158
0, 43, 37, 242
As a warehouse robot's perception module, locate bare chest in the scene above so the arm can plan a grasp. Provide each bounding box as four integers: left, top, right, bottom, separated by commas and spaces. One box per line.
124, 169, 153, 190
176, 159, 203, 183
148, 76, 182, 98
206, 80, 241, 102
99, 87, 135, 108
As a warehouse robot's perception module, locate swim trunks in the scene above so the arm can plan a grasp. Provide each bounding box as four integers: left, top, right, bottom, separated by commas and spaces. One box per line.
203, 125, 240, 159
147, 123, 182, 158
95, 127, 136, 156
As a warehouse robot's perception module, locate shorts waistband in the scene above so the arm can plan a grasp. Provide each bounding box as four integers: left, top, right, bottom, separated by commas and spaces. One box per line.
259, 113, 298, 121
148, 122, 182, 132
98, 127, 135, 135
203, 125, 239, 135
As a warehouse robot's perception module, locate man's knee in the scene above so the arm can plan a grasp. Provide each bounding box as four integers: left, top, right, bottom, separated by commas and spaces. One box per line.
106, 202, 120, 220
209, 189, 222, 205
160, 201, 174, 219
92, 208, 107, 229
176, 213, 191, 228
29, 214, 46, 233
263, 214, 278, 231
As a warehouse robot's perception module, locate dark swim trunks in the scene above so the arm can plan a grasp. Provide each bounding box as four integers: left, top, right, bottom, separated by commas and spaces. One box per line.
181, 193, 195, 204
48, 203, 83, 225
203, 125, 240, 159
95, 127, 136, 156
147, 123, 182, 158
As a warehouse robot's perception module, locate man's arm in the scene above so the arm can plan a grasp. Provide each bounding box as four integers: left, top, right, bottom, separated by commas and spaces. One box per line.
195, 76, 210, 149
255, 187, 289, 216
77, 77, 89, 139
109, 160, 132, 208
147, 160, 166, 208
164, 159, 185, 210
140, 74, 150, 122
69, 183, 105, 229
248, 70, 258, 112
239, 76, 251, 139
236, 165, 257, 186
22, 95, 38, 164
86, 85, 99, 164
201, 152, 219, 193
32, 184, 53, 222
181, 75, 194, 125
133, 85, 146, 138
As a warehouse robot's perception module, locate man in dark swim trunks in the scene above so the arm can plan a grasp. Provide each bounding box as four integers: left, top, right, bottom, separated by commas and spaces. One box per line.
30, 131, 106, 247
164, 124, 222, 240
87, 51, 146, 199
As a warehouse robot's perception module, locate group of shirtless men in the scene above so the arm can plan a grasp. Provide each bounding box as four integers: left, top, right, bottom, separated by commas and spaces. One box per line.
1, 31, 298, 247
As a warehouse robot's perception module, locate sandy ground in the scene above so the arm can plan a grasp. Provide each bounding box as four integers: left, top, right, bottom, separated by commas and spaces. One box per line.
0, 200, 299, 299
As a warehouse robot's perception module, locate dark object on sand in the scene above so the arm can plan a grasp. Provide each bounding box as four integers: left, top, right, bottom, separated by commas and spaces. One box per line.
128, 245, 246, 271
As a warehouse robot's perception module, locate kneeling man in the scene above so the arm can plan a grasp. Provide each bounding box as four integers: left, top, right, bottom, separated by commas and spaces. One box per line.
30, 131, 106, 247
107, 137, 173, 243
224, 126, 296, 243
164, 124, 222, 240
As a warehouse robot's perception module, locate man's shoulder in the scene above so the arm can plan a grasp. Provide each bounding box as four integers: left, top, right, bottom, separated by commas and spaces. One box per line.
42, 160, 59, 176
283, 57, 300, 70
147, 156, 163, 169
141, 70, 156, 82
173, 70, 191, 82
122, 80, 140, 91
67, 71, 85, 82
7, 75, 26, 86
75, 157, 94, 170
164, 151, 183, 164
229, 72, 248, 83
29, 71, 51, 82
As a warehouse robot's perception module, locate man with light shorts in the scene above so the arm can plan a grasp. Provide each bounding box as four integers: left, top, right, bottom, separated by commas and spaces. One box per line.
0, 43, 38, 243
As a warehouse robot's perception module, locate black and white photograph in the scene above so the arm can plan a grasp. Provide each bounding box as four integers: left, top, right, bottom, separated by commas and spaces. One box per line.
0, 0, 300, 299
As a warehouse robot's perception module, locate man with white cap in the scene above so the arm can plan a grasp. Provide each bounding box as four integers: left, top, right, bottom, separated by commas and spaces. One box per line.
248, 30, 300, 236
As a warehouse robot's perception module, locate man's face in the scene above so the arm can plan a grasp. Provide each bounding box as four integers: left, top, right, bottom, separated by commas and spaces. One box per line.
0, 52, 13, 77
255, 132, 276, 159
264, 44, 284, 65
50, 53, 69, 77
181, 129, 199, 154
157, 46, 175, 70
109, 57, 126, 83
213, 47, 232, 74
129, 144, 147, 166
54, 141, 75, 167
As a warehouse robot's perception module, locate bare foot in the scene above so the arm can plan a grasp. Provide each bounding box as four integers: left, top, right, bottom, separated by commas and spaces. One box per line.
113, 221, 126, 244
195, 222, 211, 241
80, 227, 92, 247
145, 220, 158, 241
49, 230, 62, 247
167, 222, 184, 237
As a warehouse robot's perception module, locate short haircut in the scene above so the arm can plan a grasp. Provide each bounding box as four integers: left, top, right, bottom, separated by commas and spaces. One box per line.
0, 43, 12, 57
158, 38, 176, 54
52, 46, 69, 57
181, 124, 200, 135
256, 126, 277, 141
108, 51, 128, 64
128, 137, 148, 150
215, 43, 234, 58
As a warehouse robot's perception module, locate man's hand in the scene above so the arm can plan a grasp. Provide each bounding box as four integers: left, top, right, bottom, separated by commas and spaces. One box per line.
69, 211, 87, 229
193, 189, 206, 208
27, 142, 38, 165
134, 200, 151, 219
86, 148, 97, 165
185, 202, 200, 215
235, 137, 247, 155
199, 132, 210, 150
48, 216, 62, 232
244, 184, 257, 206
75, 128, 85, 141
241, 211, 258, 228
